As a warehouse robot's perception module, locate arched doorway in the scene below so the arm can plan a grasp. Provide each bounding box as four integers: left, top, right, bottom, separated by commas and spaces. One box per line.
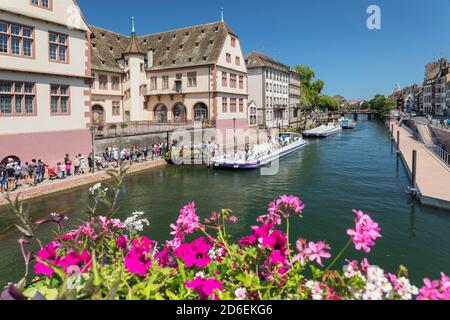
194, 103, 208, 121
1, 155, 21, 165
154, 104, 168, 123
173, 103, 187, 123
92, 105, 105, 126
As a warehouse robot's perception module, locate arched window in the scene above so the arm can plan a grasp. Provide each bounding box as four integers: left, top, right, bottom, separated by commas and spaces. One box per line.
194, 103, 208, 121
92, 104, 105, 126
154, 104, 168, 123
173, 103, 187, 123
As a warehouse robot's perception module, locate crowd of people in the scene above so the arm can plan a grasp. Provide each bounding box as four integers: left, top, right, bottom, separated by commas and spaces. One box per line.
0, 143, 169, 194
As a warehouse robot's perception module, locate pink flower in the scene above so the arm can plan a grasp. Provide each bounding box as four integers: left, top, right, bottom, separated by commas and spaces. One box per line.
60, 250, 92, 274
292, 239, 308, 266
34, 242, 62, 277
305, 241, 331, 267
268, 195, 305, 218
238, 223, 274, 247
155, 248, 176, 268
185, 277, 222, 300
228, 216, 238, 223
124, 236, 156, 276
257, 212, 282, 226
124, 249, 152, 277
347, 210, 381, 253
292, 240, 331, 267
269, 250, 287, 265
170, 202, 200, 238
116, 235, 128, 250
417, 273, 450, 300
175, 237, 212, 268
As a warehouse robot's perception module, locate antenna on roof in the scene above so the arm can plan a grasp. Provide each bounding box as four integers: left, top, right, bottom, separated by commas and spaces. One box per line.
131, 16, 135, 34
221, 7, 224, 22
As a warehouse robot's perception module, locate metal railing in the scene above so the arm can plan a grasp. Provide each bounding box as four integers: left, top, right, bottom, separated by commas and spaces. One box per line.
426, 144, 450, 168
94, 120, 215, 139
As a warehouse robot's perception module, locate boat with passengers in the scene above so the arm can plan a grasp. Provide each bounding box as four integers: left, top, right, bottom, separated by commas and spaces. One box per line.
210, 133, 307, 169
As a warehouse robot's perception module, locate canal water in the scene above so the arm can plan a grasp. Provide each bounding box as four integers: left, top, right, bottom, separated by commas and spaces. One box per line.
0, 118, 449, 287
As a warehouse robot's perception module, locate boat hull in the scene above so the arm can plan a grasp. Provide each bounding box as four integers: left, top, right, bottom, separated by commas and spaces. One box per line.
211, 140, 307, 170
302, 127, 342, 137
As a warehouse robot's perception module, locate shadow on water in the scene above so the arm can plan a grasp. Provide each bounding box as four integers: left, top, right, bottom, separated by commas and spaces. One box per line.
0, 119, 449, 286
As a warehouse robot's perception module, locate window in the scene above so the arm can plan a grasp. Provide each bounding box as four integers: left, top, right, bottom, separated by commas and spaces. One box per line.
30, 0, 51, 9
230, 74, 237, 88
235, 56, 240, 66
98, 75, 108, 90
230, 98, 237, 112
50, 85, 70, 115
249, 105, 257, 125
112, 101, 120, 116
0, 22, 34, 57
239, 76, 244, 89
124, 89, 130, 100
162, 76, 169, 90
231, 37, 236, 47
49, 32, 68, 63
226, 53, 231, 63
187, 72, 197, 87
222, 72, 228, 87
0, 81, 35, 116
222, 97, 228, 113
239, 99, 244, 112
150, 77, 157, 91
111, 76, 120, 91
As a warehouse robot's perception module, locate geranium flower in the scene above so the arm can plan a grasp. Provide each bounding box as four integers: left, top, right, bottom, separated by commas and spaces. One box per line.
347, 210, 381, 253
268, 195, 305, 218
175, 237, 212, 268
292, 238, 308, 266
170, 202, 200, 239
417, 273, 450, 300
304, 241, 331, 267
238, 223, 274, 247
185, 277, 222, 300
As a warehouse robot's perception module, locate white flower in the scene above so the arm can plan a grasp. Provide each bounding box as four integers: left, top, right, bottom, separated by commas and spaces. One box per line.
195, 272, 205, 279
124, 211, 149, 232
235, 288, 247, 300
89, 183, 102, 195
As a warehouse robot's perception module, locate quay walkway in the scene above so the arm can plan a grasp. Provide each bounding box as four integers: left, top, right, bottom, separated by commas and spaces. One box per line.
0, 158, 166, 207
390, 121, 450, 210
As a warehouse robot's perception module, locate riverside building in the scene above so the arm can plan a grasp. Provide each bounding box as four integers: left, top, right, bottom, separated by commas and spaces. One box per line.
246, 52, 291, 129
0, 0, 93, 166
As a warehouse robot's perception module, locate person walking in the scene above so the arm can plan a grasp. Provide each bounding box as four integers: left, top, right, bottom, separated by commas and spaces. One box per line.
73, 155, 81, 176
88, 153, 94, 174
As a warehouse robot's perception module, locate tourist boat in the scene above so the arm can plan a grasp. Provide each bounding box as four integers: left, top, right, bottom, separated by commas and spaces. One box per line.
210, 133, 307, 170
302, 123, 342, 138
338, 117, 356, 130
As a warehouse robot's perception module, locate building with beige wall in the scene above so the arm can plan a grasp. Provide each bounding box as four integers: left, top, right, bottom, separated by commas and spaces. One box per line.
423, 58, 449, 116
89, 19, 249, 133
289, 69, 301, 126
0, 0, 92, 166
246, 52, 291, 129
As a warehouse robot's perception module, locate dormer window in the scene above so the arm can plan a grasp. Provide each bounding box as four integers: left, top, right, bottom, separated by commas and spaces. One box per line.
159, 61, 163, 66
172, 60, 176, 65
185, 31, 189, 37
209, 40, 214, 45
179, 45, 184, 50
158, 36, 162, 41
166, 47, 170, 52
92, 43, 96, 48
109, 46, 113, 51
30, 0, 51, 10
101, 32, 105, 38
201, 29, 205, 34
172, 34, 176, 39
117, 37, 121, 42
195, 42, 200, 48
203, 56, 207, 61
143, 39, 148, 44
215, 26, 219, 32
188, 58, 192, 63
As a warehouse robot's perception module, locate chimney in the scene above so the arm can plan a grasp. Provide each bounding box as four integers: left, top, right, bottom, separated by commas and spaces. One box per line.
147, 49, 154, 68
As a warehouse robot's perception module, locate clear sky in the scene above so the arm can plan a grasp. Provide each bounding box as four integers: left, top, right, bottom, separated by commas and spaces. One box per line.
77, 0, 450, 100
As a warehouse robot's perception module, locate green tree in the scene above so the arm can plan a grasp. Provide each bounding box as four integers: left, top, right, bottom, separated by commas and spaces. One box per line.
318, 95, 340, 111
368, 94, 395, 118
294, 65, 325, 112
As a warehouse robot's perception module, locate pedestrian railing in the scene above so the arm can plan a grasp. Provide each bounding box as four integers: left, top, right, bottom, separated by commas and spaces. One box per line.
426, 144, 450, 168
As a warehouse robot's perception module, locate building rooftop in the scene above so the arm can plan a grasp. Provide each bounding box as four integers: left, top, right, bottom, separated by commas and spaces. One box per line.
245, 51, 291, 73
90, 21, 236, 72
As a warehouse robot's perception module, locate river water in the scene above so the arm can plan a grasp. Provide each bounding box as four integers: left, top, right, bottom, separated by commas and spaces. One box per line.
0, 118, 449, 287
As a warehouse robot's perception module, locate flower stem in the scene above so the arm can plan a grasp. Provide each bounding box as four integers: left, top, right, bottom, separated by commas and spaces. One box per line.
325, 239, 352, 272
286, 218, 292, 262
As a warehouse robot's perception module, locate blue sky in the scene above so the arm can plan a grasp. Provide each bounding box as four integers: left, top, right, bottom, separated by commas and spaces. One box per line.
77, 0, 450, 100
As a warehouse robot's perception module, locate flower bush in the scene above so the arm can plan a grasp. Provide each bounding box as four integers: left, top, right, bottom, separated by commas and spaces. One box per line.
2, 165, 449, 301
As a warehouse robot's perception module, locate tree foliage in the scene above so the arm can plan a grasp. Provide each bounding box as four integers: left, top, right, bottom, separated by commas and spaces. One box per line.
294, 65, 325, 111
368, 94, 395, 117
